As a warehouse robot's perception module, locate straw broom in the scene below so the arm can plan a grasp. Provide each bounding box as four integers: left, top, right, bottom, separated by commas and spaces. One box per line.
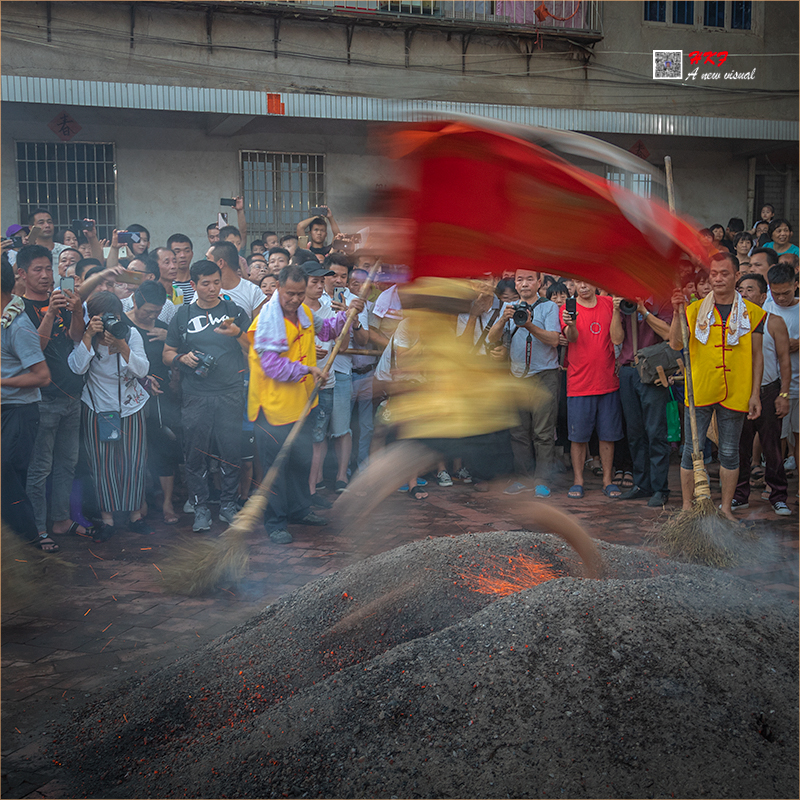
162, 260, 382, 595
649, 157, 751, 567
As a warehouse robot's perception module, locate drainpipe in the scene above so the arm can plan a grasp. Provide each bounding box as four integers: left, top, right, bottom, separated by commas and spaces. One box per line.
783, 165, 794, 225
746, 157, 756, 228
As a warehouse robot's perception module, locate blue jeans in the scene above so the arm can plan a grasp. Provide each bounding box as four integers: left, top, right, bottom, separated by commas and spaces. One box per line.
350, 370, 374, 467
681, 404, 745, 471
26, 394, 82, 531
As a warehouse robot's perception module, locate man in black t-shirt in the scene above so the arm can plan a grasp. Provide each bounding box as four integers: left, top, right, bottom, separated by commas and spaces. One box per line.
163, 260, 250, 532
19, 245, 88, 538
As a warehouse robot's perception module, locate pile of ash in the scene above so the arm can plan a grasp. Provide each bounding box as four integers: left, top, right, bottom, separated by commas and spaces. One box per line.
54, 531, 798, 799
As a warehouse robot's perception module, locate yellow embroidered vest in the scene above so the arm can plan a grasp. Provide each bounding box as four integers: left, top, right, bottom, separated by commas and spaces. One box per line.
684, 297, 765, 412
247, 304, 318, 426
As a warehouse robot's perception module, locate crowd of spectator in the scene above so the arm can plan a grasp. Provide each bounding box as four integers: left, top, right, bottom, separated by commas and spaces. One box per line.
1, 199, 798, 551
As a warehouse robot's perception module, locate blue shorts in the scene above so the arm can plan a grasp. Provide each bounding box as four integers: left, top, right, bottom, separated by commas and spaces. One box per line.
567, 391, 624, 443
310, 388, 334, 444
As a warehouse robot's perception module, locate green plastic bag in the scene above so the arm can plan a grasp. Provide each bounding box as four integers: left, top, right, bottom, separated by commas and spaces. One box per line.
666, 387, 681, 442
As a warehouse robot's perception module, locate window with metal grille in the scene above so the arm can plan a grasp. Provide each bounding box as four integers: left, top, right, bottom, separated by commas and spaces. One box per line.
672, 1, 694, 24
605, 169, 654, 199
731, 0, 751, 29
16, 141, 117, 234
645, 1, 752, 29
241, 151, 325, 238
643, 1, 666, 22
704, 0, 725, 26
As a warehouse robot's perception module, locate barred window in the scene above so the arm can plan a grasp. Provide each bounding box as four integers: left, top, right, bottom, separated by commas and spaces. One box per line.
605, 169, 653, 198
16, 142, 117, 233
241, 151, 325, 238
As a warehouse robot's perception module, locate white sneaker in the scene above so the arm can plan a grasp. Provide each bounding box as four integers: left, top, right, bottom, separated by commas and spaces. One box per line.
437, 470, 453, 487
772, 501, 792, 516
784, 456, 796, 472
183, 499, 195, 513
455, 467, 473, 484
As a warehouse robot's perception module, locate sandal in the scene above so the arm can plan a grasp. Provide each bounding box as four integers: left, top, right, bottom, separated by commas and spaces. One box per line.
162, 509, 179, 525
52, 520, 85, 537
568, 485, 585, 499
409, 485, 428, 500
622, 471, 634, 489
603, 484, 622, 498
613, 470, 624, 486
36, 534, 60, 553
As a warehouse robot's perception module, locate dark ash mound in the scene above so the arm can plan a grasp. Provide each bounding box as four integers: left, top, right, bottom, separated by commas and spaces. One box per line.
54, 532, 798, 798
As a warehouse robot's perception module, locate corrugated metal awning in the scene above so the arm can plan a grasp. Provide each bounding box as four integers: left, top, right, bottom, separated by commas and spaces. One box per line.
2, 75, 796, 141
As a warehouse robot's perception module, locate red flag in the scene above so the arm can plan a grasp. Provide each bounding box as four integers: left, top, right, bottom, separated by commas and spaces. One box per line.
385, 122, 708, 300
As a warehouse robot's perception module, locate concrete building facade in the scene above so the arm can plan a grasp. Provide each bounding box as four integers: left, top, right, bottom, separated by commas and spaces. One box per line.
2, 1, 797, 248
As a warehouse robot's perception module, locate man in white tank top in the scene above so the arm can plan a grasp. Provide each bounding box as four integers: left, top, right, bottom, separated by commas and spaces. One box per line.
763, 262, 799, 478
735, 273, 792, 515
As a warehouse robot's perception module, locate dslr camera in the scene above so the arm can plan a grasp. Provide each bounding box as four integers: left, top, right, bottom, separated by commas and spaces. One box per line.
512, 301, 534, 326
191, 350, 217, 378
100, 312, 128, 339
619, 299, 638, 316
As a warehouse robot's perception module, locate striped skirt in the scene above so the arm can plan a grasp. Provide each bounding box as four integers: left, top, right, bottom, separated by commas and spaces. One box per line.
82, 404, 148, 513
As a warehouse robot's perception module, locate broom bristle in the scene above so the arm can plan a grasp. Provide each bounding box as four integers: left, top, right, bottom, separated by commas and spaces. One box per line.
160, 484, 270, 595
161, 533, 249, 596
647, 500, 757, 568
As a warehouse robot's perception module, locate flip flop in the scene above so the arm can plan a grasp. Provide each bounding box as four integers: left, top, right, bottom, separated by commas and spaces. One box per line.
163, 510, 179, 525
36, 535, 60, 553
603, 484, 622, 498
409, 485, 428, 500
52, 520, 86, 536
568, 485, 585, 499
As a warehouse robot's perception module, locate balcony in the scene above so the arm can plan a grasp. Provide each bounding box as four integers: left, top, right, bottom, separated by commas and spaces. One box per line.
260, 1, 603, 35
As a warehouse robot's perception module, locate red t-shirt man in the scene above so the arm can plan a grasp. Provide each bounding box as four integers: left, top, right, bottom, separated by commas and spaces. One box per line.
561, 285, 624, 498
563, 293, 618, 397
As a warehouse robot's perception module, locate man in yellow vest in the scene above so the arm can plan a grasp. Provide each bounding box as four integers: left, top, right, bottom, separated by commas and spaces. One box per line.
247, 263, 364, 544
669, 252, 765, 522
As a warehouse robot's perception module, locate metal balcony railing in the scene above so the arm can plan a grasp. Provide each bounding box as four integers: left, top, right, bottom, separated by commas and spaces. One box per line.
279, 1, 602, 32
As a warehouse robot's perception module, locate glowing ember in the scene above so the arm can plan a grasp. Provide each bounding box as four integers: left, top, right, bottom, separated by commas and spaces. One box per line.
459, 554, 562, 596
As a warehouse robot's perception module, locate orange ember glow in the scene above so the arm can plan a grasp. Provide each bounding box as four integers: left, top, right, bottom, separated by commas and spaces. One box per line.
459, 554, 562, 596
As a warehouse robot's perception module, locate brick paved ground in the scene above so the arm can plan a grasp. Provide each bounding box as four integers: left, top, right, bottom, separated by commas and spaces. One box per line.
2, 461, 797, 798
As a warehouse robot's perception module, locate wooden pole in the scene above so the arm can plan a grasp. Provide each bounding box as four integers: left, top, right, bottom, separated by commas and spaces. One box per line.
665, 155, 711, 501
161, 259, 382, 595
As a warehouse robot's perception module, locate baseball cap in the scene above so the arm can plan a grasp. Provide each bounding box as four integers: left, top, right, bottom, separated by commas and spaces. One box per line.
301, 262, 335, 278
5, 224, 29, 238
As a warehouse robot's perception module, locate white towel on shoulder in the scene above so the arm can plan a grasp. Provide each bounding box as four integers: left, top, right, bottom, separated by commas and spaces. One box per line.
253, 290, 312, 354
694, 291, 751, 347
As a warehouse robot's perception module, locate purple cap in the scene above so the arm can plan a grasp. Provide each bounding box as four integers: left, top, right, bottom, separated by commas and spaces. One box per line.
5, 224, 29, 238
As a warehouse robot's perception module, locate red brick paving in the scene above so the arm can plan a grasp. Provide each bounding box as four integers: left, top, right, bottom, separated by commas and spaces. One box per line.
2, 462, 796, 797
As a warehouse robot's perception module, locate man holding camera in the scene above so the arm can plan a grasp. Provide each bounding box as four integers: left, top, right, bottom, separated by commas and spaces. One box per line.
163, 260, 251, 532
613, 296, 674, 506
487, 269, 561, 497
16, 245, 86, 543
